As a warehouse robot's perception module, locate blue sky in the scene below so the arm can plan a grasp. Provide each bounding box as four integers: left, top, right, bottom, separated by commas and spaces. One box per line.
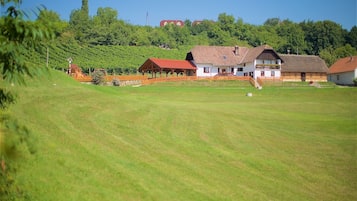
11, 0, 357, 30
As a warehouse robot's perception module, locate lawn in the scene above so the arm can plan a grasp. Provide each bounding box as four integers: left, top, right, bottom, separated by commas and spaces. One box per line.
8, 71, 357, 201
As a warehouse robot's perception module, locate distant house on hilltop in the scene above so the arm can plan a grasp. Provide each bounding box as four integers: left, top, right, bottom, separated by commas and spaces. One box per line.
328, 56, 357, 85
279, 54, 329, 82
160, 20, 184, 27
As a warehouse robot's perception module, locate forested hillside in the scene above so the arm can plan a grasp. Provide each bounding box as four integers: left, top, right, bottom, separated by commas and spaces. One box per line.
30, 0, 357, 69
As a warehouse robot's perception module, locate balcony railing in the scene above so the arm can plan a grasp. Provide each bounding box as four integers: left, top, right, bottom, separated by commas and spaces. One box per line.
255, 64, 280, 69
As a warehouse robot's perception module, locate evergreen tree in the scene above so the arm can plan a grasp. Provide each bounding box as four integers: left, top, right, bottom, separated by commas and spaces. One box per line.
81, 0, 89, 18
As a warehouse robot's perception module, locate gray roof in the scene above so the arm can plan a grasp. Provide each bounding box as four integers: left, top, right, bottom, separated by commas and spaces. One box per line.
280, 54, 328, 73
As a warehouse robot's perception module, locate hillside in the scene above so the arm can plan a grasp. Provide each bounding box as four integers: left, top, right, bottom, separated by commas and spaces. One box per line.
26, 42, 192, 72
8, 71, 357, 201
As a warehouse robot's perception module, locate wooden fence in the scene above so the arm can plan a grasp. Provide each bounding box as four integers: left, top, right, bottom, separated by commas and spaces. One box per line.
141, 76, 250, 85
74, 75, 251, 85
74, 75, 147, 82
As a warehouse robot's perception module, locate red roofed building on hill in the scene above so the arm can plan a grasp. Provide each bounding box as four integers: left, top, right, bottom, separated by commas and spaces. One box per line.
160, 20, 184, 27
328, 56, 357, 85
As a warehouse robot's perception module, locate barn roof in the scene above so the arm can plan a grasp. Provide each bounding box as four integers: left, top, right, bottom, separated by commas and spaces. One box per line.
328, 56, 357, 74
279, 54, 328, 73
138, 58, 196, 72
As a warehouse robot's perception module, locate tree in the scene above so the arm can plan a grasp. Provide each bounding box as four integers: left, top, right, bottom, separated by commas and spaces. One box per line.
334, 44, 357, 58
276, 20, 307, 54
301, 20, 345, 55
69, 0, 91, 43
81, 0, 89, 17
69, 9, 91, 42
89, 7, 122, 45
37, 9, 68, 36
217, 13, 235, 35
347, 26, 357, 49
264, 18, 281, 26
130, 26, 151, 46
0, 0, 53, 199
95, 7, 117, 26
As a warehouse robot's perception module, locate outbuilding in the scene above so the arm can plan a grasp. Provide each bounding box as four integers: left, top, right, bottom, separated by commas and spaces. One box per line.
328, 56, 357, 85
279, 54, 328, 82
138, 58, 196, 78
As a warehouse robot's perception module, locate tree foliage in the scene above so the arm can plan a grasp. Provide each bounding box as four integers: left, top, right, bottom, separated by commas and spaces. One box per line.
63, 4, 356, 65
0, 0, 53, 200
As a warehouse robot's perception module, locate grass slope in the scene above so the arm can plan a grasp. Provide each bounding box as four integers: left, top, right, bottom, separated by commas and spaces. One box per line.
9, 71, 357, 201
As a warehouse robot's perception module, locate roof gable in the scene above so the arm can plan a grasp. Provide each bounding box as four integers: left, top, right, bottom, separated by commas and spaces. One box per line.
328, 56, 357, 74
241, 45, 282, 63
279, 54, 328, 73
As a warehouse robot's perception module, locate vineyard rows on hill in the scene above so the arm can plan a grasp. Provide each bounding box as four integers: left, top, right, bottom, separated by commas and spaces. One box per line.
26, 42, 192, 72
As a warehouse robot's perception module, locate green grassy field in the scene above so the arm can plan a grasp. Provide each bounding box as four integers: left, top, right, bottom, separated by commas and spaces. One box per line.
8, 71, 357, 201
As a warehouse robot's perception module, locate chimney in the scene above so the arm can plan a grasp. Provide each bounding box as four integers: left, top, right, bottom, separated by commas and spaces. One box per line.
234, 46, 239, 56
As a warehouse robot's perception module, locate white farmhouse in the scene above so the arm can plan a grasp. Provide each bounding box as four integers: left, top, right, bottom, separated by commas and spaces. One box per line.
185, 45, 283, 79
328, 56, 357, 85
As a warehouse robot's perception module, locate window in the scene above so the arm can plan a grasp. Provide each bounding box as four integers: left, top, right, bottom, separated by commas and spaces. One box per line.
237, 68, 243, 72
263, 60, 272, 64
231, 68, 234, 73
261, 71, 265, 76
204, 67, 210, 73
271, 71, 275, 77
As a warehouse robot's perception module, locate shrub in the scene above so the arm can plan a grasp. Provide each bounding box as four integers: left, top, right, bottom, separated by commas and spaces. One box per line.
112, 79, 120, 86
91, 70, 106, 85
353, 78, 357, 86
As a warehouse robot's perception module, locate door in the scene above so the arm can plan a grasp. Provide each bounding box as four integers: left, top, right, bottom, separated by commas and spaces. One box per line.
301, 72, 306, 82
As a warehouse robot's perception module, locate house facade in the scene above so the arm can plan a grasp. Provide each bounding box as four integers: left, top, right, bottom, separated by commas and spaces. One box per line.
328, 56, 357, 85
279, 55, 329, 82
185, 45, 283, 79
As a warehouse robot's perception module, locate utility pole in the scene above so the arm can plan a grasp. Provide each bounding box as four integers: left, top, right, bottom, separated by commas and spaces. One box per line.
46, 47, 49, 68
146, 11, 149, 26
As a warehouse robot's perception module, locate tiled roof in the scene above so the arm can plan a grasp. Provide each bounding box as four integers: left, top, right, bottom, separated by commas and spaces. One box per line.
328, 56, 357, 74
187, 45, 281, 66
187, 45, 250, 66
149, 58, 196, 69
138, 58, 197, 72
279, 54, 328, 73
